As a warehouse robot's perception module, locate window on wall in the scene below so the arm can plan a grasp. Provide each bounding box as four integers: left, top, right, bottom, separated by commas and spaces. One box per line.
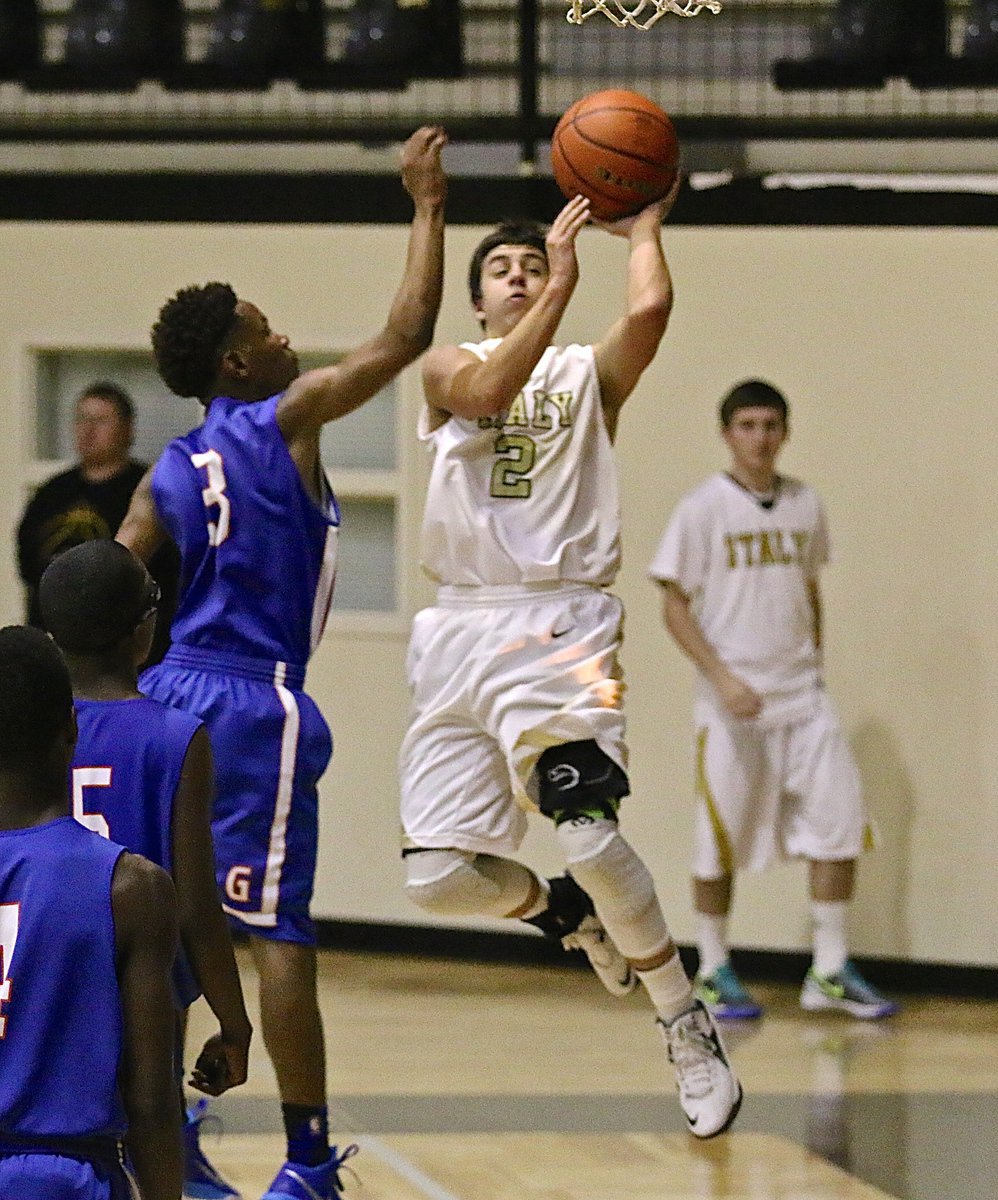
33, 348, 201, 464
31, 347, 401, 616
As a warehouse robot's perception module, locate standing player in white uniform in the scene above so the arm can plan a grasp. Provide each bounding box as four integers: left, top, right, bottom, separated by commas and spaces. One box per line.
399, 187, 743, 1140
649, 379, 899, 1021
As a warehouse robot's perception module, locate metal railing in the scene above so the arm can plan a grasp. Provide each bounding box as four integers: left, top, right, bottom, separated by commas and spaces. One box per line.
0, 0, 996, 150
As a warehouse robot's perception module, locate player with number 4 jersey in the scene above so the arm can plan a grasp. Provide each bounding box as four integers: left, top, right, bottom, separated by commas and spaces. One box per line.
0, 626, 182, 1200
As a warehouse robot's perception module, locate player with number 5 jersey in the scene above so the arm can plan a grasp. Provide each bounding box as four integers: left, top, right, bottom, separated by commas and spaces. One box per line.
38, 539, 252, 1200
116, 126, 447, 1200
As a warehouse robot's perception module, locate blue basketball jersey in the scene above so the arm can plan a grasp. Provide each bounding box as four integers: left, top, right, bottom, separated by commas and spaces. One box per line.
150, 394, 340, 667
71, 697, 200, 873
0, 817, 126, 1139
71, 697, 203, 1006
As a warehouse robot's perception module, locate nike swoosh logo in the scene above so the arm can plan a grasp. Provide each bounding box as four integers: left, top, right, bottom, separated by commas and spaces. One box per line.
551, 627, 573, 638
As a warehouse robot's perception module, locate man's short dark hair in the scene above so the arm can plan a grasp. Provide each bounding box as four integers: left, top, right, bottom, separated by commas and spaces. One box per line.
39, 540, 154, 656
77, 381, 135, 424
152, 282, 239, 399
0, 626, 73, 771
719, 380, 789, 428
468, 220, 549, 309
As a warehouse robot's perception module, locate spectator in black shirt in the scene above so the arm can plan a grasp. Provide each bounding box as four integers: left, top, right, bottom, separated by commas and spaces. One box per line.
16, 381, 177, 665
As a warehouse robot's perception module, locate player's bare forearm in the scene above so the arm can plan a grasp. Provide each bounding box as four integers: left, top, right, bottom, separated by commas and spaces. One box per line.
423, 278, 575, 421
114, 855, 183, 1200
662, 584, 762, 719
469, 285, 573, 412
185, 919, 251, 1095
360, 127, 448, 374
593, 208, 672, 420
661, 583, 725, 682
428, 198, 588, 420
626, 214, 672, 327
277, 130, 446, 438
178, 891, 250, 1091
116, 469, 168, 564
807, 578, 823, 654
172, 730, 251, 1092
384, 193, 446, 356
275, 203, 444, 435
180, 868, 251, 1094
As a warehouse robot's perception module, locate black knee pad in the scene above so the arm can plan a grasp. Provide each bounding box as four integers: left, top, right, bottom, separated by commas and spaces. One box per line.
536, 739, 629, 823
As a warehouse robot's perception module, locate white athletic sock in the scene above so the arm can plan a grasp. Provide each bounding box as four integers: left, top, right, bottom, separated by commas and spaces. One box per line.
810, 900, 848, 977
636, 951, 695, 1024
695, 912, 730, 979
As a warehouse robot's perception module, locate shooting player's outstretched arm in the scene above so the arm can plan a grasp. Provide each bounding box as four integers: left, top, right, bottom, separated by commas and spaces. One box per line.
113, 852, 183, 1200
423, 195, 591, 424
276, 126, 448, 444
594, 177, 681, 440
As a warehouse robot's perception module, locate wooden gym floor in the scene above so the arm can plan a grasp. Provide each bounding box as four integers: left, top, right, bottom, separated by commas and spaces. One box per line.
186, 946, 998, 1200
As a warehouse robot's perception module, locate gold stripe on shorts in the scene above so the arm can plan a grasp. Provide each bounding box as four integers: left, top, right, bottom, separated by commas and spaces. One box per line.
695, 726, 733, 876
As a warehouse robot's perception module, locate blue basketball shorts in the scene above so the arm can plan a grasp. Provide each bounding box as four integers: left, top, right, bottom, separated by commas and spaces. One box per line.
142, 653, 332, 944
0, 1153, 133, 1200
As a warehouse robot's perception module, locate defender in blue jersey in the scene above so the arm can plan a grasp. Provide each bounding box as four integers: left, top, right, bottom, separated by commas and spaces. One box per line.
39, 539, 253, 1200
0, 625, 182, 1200
116, 126, 447, 1200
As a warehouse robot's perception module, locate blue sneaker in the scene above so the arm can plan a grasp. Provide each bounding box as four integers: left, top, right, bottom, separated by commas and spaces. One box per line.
261, 1145, 359, 1200
183, 1099, 241, 1199
694, 962, 763, 1020
800, 960, 900, 1020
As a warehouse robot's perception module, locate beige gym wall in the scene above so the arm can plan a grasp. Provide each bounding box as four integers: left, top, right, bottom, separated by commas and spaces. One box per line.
0, 218, 993, 967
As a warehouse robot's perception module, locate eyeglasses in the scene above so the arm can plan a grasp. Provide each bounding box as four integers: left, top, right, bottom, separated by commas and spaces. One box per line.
135, 578, 161, 626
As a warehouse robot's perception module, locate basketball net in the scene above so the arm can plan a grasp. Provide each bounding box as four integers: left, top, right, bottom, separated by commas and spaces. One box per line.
565, 0, 721, 29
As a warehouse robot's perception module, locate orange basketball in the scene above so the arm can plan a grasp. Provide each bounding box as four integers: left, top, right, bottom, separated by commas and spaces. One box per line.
551, 89, 679, 221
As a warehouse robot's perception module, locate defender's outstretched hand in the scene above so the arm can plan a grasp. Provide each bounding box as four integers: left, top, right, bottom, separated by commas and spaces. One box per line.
401, 125, 449, 207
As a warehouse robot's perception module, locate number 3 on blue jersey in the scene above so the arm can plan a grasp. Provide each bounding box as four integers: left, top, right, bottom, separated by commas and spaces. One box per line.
191, 449, 231, 546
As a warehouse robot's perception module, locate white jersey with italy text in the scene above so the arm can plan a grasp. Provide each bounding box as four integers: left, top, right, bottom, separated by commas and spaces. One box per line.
648, 472, 830, 715
418, 339, 621, 588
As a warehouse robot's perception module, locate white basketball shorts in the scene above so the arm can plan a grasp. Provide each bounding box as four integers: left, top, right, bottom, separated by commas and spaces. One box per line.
691, 687, 871, 877
400, 583, 627, 856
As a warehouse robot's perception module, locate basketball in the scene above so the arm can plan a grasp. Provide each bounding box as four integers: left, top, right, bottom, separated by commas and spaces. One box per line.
551, 89, 679, 221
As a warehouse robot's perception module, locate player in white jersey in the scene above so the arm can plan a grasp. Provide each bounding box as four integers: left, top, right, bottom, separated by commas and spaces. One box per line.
649, 379, 899, 1022
399, 187, 743, 1141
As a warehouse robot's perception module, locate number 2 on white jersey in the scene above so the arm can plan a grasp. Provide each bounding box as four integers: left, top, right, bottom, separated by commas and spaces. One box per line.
491, 434, 536, 499
72, 767, 112, 839
0, 903, 19, 1038
191, 449, 231, 546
